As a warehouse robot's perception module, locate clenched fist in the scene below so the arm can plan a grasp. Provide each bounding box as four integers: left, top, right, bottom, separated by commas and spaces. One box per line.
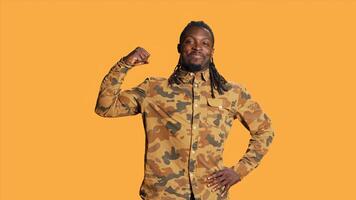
122, 47, 150, 67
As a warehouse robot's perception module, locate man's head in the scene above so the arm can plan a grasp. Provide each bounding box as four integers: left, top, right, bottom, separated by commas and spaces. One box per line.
169, 20, 230, 98
177, 21, 215, 72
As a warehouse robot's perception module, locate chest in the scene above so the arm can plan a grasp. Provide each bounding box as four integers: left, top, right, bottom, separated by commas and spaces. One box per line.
143, 82, 235, 129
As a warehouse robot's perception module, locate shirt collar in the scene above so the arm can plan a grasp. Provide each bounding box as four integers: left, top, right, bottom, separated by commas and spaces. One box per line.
173, 66, 210, 84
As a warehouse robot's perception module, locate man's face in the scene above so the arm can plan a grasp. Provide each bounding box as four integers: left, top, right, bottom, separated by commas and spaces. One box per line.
178, 26, 214, 71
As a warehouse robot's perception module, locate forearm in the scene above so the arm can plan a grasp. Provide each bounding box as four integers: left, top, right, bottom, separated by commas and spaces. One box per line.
232, 123, 275, 180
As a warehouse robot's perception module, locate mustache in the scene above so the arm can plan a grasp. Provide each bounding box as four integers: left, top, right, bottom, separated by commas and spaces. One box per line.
189, 51, 203, 56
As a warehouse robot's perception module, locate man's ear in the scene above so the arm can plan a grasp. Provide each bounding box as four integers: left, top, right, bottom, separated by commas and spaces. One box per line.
211, 48, 215, 57
177, 44, 181, 53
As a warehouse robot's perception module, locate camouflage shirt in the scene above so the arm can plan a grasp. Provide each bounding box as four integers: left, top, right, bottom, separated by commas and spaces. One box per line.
95, 58, 275, 200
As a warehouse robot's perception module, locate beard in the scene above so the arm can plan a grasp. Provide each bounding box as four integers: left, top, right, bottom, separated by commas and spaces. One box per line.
181, 62, 203, 72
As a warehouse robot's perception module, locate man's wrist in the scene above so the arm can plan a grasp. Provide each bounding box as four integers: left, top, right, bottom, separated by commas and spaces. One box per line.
118, 57, 134, 69
230, 165, 243, 181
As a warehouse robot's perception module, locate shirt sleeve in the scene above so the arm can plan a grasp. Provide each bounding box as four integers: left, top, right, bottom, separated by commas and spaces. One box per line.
230, 84, 275, 181
94, 58, 150, 117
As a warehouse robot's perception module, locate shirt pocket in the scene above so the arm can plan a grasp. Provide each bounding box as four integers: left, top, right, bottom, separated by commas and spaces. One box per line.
206, 97, 233, 128
203, 98, 234, 153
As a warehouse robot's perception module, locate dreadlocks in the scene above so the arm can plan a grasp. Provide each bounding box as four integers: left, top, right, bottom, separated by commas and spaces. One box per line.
168, 20, 230, 98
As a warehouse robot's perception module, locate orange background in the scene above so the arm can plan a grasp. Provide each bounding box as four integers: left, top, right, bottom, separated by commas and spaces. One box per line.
1, 0, 356, 199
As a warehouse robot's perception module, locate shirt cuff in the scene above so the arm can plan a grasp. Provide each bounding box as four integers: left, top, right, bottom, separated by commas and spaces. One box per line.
230, 165, 245, 181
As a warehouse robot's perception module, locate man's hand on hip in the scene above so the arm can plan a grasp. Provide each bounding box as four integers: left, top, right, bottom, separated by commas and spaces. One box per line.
206, 167, 241, 197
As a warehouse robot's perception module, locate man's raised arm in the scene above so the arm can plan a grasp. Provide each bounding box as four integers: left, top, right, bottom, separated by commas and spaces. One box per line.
94, 47, 150, 117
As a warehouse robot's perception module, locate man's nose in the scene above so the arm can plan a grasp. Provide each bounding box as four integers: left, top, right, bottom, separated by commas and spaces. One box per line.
192, 43, 202, 50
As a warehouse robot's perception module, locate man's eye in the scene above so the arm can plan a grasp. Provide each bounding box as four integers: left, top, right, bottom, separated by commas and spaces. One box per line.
185, 40, 192, 44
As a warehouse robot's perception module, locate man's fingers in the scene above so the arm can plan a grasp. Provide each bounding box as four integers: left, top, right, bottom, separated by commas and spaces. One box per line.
210, 176, 226, 190
205, 168, 237, 196
133, 52, 149, 65
220, 179, 230, 187
138, 53, 146, 61
142, 49, 150, 57
206, 170, 227, 187
221, 184, 231, 197
122, 46, 151, 67
211, 183, 221, 191
138, 51, 150, 62
134, 60, 148, 66
208, 177, 222, 187
208, 170, 224, 180
143, 51, 150, 60
139, 47, 150, 56
136, 47, 150, 57
207, 175, 223, 185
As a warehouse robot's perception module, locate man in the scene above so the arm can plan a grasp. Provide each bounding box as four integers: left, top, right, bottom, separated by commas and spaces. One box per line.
94, 21, 275, 200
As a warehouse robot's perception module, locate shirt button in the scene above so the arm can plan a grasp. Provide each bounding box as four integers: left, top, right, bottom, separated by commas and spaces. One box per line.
189, 72, 194, 76
193, 126, 197, 130
194, 104, 198, 107
192, 150, 196, 154
194, 83, 198, 87
218, 105, 222, 109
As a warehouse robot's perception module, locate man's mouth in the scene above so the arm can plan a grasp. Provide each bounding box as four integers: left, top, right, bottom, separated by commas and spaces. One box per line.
189, 52, 203, 58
